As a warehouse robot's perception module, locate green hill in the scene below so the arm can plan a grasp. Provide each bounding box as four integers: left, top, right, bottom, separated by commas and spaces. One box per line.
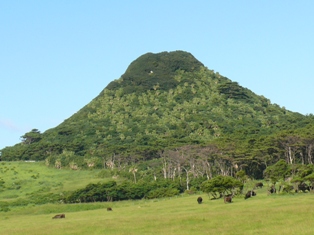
106, 50, 204, 94
2, 50, 314, 178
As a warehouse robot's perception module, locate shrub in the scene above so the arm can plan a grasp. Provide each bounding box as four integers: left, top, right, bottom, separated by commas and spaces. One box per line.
146, 188, 180, 199
201, 175, 243, 198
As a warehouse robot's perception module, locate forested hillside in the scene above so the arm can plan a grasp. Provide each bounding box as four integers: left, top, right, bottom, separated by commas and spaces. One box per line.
2, 51, 314, 179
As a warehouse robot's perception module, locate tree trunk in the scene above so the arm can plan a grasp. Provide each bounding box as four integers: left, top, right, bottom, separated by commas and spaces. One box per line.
307, 144, 313, 164
133, 172, 137, 183
288, 147, 293, 164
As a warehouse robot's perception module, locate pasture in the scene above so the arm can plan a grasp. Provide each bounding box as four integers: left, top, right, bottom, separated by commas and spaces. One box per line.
1, 190, 314, 234
0, 161, 109, 203
1, 162, 314, 234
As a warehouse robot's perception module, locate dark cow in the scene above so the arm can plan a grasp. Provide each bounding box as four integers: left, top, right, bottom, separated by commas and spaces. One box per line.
268, 185, 276, 195
197, 196, 203, 204
255, 182, 264, 189
52, 214, 65, 219
107, 207, 113, 211
224, 195, 232, 203
244, 190, 256, 199
298, 182, 310, 193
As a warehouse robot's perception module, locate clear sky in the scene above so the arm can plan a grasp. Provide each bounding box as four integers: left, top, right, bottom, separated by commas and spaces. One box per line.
1, 1, 314, 150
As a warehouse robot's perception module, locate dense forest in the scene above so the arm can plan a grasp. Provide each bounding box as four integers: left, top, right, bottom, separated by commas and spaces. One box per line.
2, 50, 314, 181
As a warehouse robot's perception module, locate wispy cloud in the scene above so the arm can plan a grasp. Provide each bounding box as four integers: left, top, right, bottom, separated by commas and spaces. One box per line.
0, 118, 26, 133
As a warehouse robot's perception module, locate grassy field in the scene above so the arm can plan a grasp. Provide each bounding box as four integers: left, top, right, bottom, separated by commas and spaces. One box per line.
1, 162, 314, 234
1, 191, 314, 235
0, 161, 109, 203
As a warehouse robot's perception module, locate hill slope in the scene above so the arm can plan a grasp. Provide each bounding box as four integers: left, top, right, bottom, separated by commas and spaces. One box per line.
106, 51, 204, 94
1, 51, 310, 164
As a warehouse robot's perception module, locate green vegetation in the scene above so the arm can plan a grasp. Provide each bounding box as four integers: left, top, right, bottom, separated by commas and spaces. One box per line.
0, 162, 110, 209
201, 175, 243, 198
65, 179, 183, 203
0, 162, 195, 209
2, 50, 314, 234
0, 161, 313, 208
2, 50, 314, 182
1, 161, 314, 234
1, 190, 314, 235
106, 50, 204, 94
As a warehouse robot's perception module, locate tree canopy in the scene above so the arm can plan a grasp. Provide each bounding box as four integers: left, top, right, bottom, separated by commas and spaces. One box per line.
1, 50, 314, 181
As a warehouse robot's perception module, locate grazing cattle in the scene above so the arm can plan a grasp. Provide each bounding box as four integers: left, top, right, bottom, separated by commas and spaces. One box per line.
197, 196, 203, 204
107, 207, 113, 211
298, 182, 310, 193
52, 214, 65, 219
268, 185, 276, 195
255, 182, 264, 189
244, 190, 256, 199
224, 195, 232, 203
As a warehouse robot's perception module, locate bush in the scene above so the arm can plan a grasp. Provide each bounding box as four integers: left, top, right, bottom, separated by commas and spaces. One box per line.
64, 178, 185, 203
146, 188, 180, 199
201, 175, 243, 198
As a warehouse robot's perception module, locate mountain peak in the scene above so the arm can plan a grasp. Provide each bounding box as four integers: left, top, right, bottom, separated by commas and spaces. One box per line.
106, 50, 204, 94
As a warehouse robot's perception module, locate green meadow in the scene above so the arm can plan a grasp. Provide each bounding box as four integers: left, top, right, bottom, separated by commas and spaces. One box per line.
1, 162, 314, 235
0, 161, 108, 203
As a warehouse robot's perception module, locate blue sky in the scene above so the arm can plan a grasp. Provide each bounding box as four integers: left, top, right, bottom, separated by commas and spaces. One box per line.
1, 1, 314, 149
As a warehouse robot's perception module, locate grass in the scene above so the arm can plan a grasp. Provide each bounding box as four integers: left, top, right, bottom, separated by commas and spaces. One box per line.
1, 162, 314, 234
0, 161, 109, 203
1, 190, 314, 234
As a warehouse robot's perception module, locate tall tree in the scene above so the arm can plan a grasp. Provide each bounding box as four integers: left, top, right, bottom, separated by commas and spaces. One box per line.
20, 129, 42, 145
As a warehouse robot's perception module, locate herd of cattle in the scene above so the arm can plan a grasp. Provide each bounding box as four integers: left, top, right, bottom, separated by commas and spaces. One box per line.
197, 181, 313, 204
52, 182, 313, 219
